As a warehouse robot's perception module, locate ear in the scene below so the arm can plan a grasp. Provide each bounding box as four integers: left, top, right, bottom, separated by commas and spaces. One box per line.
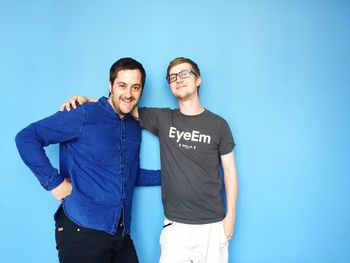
196, 76, 202, 87
109, 82, 113, 94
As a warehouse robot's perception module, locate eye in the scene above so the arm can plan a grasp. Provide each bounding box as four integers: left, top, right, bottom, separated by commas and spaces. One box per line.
132, 86, 141, 91
118, 83, 126, 89
169, 74, 176, 81
182, 70, 191, 77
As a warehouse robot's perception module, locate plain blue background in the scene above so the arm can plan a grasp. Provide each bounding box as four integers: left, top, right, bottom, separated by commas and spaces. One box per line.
1, 0, 350, 262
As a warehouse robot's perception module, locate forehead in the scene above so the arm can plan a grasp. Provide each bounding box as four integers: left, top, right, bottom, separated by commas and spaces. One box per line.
115, 69, 142, 83
169, 62, 192, 74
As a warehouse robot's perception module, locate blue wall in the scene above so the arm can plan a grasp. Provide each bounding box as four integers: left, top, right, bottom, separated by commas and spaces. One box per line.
1, 0, 349, 262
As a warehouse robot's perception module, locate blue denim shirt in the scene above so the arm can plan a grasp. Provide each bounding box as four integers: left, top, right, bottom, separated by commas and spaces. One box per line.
15, 97, 160, 235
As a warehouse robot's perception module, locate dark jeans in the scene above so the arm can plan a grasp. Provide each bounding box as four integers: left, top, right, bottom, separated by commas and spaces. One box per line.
55, 207, 139, 263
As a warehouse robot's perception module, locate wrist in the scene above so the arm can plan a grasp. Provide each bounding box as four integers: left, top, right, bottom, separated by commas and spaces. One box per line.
225, 209, 236, 219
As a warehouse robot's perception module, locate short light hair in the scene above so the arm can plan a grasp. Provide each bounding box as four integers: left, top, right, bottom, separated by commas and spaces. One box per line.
166, 57, 201, 78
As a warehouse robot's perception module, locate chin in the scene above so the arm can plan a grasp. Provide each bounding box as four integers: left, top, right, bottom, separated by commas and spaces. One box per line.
121, 107, 134, 115
122, 110, 132, 115
176, 94, 189, 100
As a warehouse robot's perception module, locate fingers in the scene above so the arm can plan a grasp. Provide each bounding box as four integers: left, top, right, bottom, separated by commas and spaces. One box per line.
66, 101, 71, 111
224, 224, 233, 241
59, 96, 86, 112
77, 96, 85, 105
51, 178, 72, 201
70, 96, 77, 109
59, 102, 71, 112
60, 103, 65, 112
60, 102, 71, 112
226, 229, 233, 240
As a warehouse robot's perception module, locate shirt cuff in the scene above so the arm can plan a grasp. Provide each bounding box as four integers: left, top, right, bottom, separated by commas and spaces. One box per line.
45, 170, 65, 191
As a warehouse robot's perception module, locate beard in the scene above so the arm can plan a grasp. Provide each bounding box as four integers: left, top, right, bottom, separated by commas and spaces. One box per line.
109, 94, 136, 117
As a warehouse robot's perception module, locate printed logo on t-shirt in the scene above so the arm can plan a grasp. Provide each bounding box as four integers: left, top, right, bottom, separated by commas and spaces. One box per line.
168, 126, 211, 150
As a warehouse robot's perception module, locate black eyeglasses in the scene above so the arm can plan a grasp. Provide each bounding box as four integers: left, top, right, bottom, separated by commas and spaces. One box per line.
166, 69, 197, 83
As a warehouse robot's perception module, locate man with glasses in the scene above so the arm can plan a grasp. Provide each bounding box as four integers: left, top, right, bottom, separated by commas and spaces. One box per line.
61, 57, 238, 263
15, 57, 161, 263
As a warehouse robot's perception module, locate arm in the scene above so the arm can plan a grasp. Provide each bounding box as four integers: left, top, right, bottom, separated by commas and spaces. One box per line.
138, 107, 162, 136
135, 168, 161, 186
60, 96, 97, 111
131, 107, 139, 121
15, 108, 85, 200
51, 178, 72, 200
221, 151, 238, 240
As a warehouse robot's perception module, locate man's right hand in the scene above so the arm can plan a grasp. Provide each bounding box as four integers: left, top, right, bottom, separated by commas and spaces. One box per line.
51, 178, 72, 201
60, 96, 97, 112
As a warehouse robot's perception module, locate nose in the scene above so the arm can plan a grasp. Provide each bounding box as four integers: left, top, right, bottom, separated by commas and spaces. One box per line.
176, 75, 183, 83
125, 87, 132, 97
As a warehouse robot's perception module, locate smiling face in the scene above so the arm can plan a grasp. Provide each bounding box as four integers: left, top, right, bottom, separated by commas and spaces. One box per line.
168, 62, 201, 101
108, 69, 143, 118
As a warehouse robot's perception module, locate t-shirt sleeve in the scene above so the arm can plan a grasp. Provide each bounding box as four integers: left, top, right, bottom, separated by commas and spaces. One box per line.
219, 119, 235, 155
138, 107, 162, 136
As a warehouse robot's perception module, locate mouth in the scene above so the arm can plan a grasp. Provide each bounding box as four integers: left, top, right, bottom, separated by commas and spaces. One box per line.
119, 98, 135, 111
121, 97, 134, 104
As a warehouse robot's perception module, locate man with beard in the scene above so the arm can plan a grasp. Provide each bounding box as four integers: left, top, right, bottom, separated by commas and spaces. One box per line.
15, 57, 160, 263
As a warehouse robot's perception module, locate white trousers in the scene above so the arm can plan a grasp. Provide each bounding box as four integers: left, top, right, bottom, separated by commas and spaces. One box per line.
159, 218, 229, 263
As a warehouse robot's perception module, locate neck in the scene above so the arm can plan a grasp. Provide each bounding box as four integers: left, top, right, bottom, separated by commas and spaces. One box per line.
107, 97, 125, 118
178, 95, 204, 116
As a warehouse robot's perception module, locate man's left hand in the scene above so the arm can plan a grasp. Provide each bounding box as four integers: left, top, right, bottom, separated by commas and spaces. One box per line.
223, 214, 235, 241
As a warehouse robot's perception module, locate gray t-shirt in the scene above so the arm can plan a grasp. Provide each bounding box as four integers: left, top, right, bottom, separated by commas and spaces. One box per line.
139, 107, 235, 224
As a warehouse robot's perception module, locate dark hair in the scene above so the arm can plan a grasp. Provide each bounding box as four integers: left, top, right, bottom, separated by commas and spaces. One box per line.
110, 57, 146, 87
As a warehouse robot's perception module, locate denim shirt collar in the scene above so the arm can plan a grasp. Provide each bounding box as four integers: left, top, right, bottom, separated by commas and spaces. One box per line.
99, 96, 131, 120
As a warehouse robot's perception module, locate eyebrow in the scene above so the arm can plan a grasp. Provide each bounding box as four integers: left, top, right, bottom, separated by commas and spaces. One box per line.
170, 69, 192, 74
116, 81, 141, 86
